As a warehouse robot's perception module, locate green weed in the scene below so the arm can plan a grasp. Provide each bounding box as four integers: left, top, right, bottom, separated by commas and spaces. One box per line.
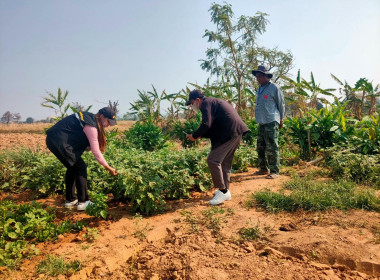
83, 228, 99, 243
180, 207, 230, 236
180, 209, 200, 234
248, 178, 380, 212
132, 214, 152, 241
36, 255, 81, 277
238, 223, 262, 241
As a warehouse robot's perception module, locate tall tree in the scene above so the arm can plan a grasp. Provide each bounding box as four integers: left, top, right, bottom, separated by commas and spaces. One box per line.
26, 117, 34, 124
200, 2, 293, 110
13, 113, 21, 123
1, 111, 13, 124
108, 100, 119, 115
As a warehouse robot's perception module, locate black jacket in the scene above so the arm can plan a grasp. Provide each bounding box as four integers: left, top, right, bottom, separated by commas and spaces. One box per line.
46, 112, 97, 166
192, 97, 249, 149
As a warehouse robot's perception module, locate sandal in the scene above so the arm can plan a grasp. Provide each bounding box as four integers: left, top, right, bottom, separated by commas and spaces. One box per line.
253, 169, 269, 175
266, 173, 280, 179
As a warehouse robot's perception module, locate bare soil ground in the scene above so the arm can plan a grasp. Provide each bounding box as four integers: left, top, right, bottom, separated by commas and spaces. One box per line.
1, 168, 379, 280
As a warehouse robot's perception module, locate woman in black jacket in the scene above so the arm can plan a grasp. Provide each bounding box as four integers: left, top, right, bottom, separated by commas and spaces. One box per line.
46, 107, 118, 211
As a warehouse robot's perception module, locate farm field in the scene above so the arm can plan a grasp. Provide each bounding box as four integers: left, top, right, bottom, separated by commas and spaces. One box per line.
1, 1, 379, 279
0, 124, 379, 280
0, 121, 135, 151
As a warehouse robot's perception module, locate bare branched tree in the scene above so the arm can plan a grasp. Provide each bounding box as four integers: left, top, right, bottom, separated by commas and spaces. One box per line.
108, 100, 119, 115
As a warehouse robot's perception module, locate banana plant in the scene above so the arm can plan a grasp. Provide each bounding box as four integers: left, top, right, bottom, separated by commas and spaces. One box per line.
355, 78, 380, 118
282, 69, 309, 117
41, 88, 70, 121
162, 90, 181, 121
301, 72, 335, 110
331, 74, 361, 119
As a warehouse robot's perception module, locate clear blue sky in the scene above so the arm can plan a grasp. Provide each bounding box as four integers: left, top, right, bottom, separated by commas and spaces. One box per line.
1, 0, 379, 120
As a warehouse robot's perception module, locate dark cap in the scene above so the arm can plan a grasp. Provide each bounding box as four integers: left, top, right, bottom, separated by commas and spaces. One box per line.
185, 89, 205, 106
98, 107, 117, 126
252, 65, 273, 78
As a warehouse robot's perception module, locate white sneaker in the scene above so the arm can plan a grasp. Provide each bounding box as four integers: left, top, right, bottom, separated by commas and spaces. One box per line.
77, 201, 94, 211
64, 199, 78, 208
209, 190, 231, 205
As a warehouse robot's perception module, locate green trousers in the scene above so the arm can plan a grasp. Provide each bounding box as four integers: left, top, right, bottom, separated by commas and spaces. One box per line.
257, 121, 280, 174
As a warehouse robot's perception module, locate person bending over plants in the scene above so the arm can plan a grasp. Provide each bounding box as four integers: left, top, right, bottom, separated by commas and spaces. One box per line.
186, 90, 249, 205
46, 107, 118, 211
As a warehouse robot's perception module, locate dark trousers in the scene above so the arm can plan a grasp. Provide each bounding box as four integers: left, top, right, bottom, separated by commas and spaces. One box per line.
46, 138, 89, 203
257, 121, 280, 174
207, 135, 242, 190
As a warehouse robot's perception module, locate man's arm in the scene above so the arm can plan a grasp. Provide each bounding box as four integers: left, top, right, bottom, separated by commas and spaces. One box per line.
192, 101, 213, 139
274, 86, 285, 128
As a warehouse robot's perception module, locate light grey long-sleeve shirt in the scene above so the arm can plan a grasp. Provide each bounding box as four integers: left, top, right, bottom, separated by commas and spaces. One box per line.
255, 82, 285, 125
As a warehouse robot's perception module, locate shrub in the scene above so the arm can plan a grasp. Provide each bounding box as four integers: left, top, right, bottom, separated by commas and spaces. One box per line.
325, 148, 380, 189
231, 145, 257, 173
172, 113, 202, 148
242, 118, 258, 146
124, 121, 167, 151
350, 114, 380, 155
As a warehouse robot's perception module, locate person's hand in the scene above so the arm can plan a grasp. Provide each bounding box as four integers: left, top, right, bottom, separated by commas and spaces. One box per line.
186, 134, 199, 142
279, 120, 284, 129
107, 166, 118, 176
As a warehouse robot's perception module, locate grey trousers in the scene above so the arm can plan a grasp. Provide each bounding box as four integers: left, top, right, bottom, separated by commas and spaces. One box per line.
207, 135, 242, 190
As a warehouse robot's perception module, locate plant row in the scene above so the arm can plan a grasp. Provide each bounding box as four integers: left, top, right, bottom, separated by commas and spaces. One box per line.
0, 135, 257, 215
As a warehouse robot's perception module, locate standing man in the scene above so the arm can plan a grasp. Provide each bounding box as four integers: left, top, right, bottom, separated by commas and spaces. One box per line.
252, 65, 285, 179
186, 90, 249, 205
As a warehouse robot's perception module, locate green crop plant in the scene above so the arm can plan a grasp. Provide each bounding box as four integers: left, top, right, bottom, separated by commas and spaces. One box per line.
85, 191, 109, 219
0, 201, 84, 268
231, 145, 257, 173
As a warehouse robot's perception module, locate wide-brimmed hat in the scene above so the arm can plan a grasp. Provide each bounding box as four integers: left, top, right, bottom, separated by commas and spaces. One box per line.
185, 89, 205, 106
98, 107, 117, 126
252, 65, 273, 78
